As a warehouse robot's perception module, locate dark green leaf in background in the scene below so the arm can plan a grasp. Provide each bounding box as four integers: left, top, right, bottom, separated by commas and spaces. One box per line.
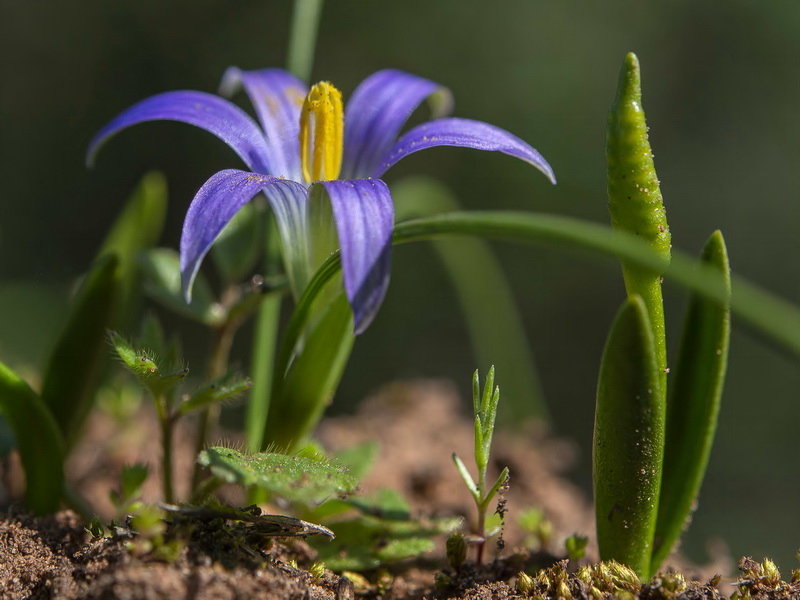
40, 254, 120, 451
0, 361, 65, 514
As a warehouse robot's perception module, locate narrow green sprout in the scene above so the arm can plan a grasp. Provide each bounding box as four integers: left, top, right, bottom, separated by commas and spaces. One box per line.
452, 366, 510, 565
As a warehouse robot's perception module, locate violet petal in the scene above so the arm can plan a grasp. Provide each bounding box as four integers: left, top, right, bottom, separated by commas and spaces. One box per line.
341, 69, 451, 179
220, 67, 307, 181
180, 169, 309, 300
373, 117, 556, 184
88, 91, 271, 173
312, 179, 394, 334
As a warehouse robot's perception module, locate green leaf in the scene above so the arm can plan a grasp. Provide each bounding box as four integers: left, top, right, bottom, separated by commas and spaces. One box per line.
393, 176, 548, 422
179, 376, 252, 415
211, 200, 264, 284
452, 453, 479, 501
264, 293, 354, 450
312, 514, 461, 571
0, 361, 65, 514
652, 231, 731, 569
197, 446, 358, 506
97, 171, 167, 326
593, 295, 665, 579
120, 463, 149, 501
137, 248, 222, 325
40, 254, 120, 450
391, 211, 800, 357
345, 488, 411, 521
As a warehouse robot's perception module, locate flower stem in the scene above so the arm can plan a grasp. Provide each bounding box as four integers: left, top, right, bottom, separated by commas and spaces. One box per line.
190, 296, 238, 491
246, 218, 283, 452
154, 393, 174, 504
286, 0, 325, 82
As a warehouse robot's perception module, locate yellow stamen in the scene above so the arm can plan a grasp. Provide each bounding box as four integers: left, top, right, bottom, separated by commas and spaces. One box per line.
299, 81, 343, 182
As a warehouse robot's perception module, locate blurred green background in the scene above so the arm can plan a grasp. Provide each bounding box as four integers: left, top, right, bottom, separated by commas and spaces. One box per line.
1, 0, 798, 568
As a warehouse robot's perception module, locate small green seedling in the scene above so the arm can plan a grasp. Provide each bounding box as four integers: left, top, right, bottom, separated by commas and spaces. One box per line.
565, 534, 588, 562
452, 366, 510, 565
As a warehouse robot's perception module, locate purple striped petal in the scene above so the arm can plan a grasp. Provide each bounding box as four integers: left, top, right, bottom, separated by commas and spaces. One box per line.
372, 117, 557, 184
220, 67, 308, 181
87, 91, 272, 173
180, 169, 309, 300
341, 70, 452, 179
313, 179, 394, 334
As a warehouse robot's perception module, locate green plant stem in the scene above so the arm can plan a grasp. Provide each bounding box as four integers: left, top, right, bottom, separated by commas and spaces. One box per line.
191, 306, 238, 491
154, 393, 174, 504
247, 219, 284, 452
286, 0, 325, 82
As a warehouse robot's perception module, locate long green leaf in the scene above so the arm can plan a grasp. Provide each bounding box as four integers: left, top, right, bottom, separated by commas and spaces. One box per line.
40, 254, 120, 450
284, 212, 800, 360
392, 212, 800, 357
0, 361, 64, 514
264, 293, 354, 450
652, 231, 731, 569
594, 295, 664, 579
97, 171, 167, 326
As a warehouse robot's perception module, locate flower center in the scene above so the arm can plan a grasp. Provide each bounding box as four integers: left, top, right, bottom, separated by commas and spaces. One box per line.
299, 81, 343, 183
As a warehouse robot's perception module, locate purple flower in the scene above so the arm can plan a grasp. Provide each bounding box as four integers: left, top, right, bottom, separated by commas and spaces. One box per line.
88, 68, 555, 333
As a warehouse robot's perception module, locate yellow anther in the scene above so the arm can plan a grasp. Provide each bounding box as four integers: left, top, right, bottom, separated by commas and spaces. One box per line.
299, 81, 343, 182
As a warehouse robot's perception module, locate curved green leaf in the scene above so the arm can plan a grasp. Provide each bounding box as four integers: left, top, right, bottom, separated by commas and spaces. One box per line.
265, 293, 354, 450
284, 211, 800, 360
392, 212, 800, 357
594, 295, 664, 578
98, 171, 167, 326
0, 361, 64, 514
40, 254, 120, 450
652, 230, 731, 568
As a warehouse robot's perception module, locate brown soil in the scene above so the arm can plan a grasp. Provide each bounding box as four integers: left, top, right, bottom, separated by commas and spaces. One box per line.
1, 380, 797, 599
